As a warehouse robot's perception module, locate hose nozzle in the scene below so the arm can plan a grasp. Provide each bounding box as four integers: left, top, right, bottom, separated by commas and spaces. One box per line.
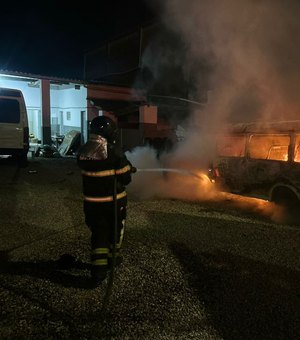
131, 166, 137, 173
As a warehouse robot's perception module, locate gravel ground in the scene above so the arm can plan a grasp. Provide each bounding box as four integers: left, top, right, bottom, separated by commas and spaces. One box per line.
0, 156, 299, 339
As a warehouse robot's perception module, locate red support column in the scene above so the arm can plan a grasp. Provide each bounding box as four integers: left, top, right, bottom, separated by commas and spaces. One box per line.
41, 79, 51, 145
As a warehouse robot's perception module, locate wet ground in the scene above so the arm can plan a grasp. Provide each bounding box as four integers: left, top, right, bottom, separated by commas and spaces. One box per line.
0, 157, 299, 339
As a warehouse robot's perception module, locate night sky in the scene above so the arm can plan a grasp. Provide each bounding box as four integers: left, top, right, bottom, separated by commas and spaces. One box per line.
0, 0, 155, 80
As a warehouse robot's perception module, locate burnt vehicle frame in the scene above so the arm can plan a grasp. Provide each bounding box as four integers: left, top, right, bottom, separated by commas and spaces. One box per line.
209, 120, 300, 212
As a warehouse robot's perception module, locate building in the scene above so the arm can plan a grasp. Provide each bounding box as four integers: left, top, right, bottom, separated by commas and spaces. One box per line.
0, 70, 87, 147
0, 70, 147, 152
84, 21, 209, 153
1, 21, 209, 155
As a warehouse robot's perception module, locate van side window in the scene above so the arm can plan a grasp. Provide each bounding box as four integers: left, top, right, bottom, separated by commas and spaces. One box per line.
217, 135, 246, 157
294, 135, 300, 162
248, 134, 290, 161
0, 98, 20, 123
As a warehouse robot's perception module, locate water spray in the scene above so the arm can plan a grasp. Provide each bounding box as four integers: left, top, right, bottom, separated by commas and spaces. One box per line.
132, 167, 205, 180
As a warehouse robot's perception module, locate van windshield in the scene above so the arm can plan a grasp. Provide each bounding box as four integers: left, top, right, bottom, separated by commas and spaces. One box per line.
0, 98, 20, 123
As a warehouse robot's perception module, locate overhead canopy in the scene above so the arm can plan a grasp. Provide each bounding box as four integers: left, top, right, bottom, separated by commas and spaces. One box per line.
87, 83, 146, 115
88, 99, 141, 116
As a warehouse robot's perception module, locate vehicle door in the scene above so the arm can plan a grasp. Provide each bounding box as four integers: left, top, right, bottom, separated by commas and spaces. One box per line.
245, 134, 290, 187
215, 134, 248, 192
0, 95, 24, 150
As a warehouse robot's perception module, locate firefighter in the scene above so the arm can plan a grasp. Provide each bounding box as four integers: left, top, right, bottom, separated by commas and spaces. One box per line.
77, 116, 133, 286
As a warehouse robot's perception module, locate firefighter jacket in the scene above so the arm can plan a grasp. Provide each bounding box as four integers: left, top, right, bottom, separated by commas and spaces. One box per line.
77, 135, 132, 203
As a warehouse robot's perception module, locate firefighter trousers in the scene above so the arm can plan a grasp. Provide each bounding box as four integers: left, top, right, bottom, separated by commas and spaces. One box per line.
84, 199, 127, 278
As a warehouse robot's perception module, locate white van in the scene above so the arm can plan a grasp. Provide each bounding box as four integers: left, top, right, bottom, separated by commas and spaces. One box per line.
0, 87, 29, 166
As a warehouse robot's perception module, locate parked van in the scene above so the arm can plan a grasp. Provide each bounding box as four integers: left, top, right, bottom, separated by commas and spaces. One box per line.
0, 87, 29, 166
209, 121, 300, 213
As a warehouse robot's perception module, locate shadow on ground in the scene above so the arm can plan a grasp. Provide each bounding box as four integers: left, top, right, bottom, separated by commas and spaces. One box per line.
0, 252, 93, 289
170, 243, 300, 340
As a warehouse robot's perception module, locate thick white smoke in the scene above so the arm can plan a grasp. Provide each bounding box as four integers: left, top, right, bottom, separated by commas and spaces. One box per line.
125, 144, 289, 224
126, 0, 299, 223
161, 0, 300, 126
125, 145, 215, 200
138, 0, 300, 179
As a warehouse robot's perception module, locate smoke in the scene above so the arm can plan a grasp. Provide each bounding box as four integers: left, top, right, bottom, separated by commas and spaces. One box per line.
125, 145, 291, 223
125, 0, 299, 223
125, 145, 215, 200
160, 0, 300, 125
136, 0, 300, 174
125, 146, 161, 199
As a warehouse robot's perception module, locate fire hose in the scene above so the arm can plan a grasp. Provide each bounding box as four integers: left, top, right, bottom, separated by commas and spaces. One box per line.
100, 171, 118, 314
100, 165, 137, 314
100, 166, 205, 311
1, 165, 203, 315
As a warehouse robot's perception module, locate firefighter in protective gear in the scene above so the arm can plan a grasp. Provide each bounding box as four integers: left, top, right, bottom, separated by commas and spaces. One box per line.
77, 116, 133, 285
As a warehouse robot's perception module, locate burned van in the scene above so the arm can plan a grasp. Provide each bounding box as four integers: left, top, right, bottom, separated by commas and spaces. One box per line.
210, 121, 300, 210
0, 87, 29, 166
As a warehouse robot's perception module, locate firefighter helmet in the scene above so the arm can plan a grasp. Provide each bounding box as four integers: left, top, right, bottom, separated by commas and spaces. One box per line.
90, 116, 117, 142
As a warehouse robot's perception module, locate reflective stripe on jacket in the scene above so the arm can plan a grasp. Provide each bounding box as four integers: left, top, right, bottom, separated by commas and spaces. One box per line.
81, 165, 131, 177
77, 141, 132, 201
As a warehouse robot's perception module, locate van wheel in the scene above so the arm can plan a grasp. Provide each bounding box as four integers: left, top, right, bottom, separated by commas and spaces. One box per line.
17, 153, 28, 168
271, 187, 300, 224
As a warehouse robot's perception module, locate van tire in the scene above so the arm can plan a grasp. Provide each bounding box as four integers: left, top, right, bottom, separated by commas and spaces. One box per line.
271, 187, 300, 224
17, 153, 28, 168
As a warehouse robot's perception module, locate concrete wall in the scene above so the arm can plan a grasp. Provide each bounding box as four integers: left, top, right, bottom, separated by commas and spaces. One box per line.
0, 75, 87, 143
50, 85, 87, 137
